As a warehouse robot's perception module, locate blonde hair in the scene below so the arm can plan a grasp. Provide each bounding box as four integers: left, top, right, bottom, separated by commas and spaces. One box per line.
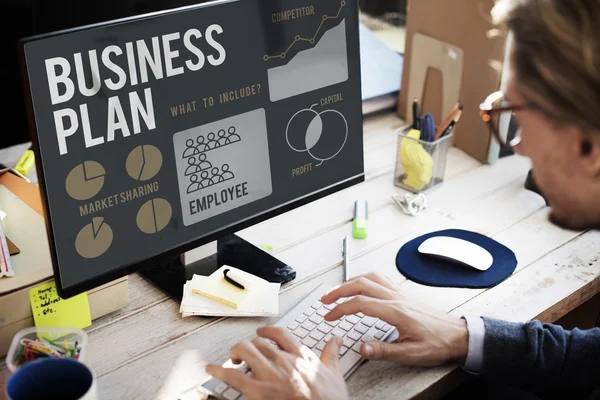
492, 0, 600, 133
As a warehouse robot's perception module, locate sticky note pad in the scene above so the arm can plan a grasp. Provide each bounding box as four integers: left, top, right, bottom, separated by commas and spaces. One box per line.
191, 266, 255, 309
29, 281, 92, 329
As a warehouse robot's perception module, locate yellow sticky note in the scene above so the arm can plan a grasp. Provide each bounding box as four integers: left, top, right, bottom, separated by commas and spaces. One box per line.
29, 281, 92, 329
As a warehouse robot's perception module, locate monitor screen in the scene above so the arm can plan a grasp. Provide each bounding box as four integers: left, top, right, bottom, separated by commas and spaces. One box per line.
20, 0, 364, 298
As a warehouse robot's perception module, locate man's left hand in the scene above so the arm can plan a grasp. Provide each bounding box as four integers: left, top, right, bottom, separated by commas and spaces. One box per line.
206, 326, 348, 400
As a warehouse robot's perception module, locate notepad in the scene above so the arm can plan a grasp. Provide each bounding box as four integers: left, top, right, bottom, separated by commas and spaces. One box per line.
191, 266, 254, 309
180, 266, 280, 317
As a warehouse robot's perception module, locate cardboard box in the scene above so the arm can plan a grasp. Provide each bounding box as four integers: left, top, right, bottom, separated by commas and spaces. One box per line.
0, 169, 128, 356
0, 277, 128, 356
397, 0, 508, 163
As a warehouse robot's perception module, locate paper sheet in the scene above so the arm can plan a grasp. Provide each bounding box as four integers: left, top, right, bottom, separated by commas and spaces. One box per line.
180, 269, 280, 317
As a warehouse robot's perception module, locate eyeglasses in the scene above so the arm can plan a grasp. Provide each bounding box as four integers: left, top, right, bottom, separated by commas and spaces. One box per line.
479, 91, 525, 149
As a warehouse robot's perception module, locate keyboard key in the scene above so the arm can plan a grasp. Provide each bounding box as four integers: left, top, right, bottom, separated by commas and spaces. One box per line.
375, 331, 385, 340
293, 327, 310, 339
313, 349, 322, 358
375, 321, 385, 330
352, 341, 363, 353
354, 324, 368, 334
347, 330, 362, 341
323, 333, 333, 343
287, 321, 299, 331
361, 316, 377, 327
339, 346, 349, 356
214, 382, 230, 394
317, 323, 332, 334
296, 314, 308, 323
335, 297, 347, 305
338, 321, 353, 331
345, 315, 360, 325
323, 303, 336, 310
302, 337, 318, 348
324, 319, 339, 327
332, 328, 345, 337
381, 323, 392, 332
316, 308, 329, 317
310, 330, 326, 341
343, 337, 355, 348
339, 349, 362, 372
223, 387, 241, 400
301, 321, 317, 332
309, 315, 323, 325
356, 312, 365, 318
316, 341, 326, 351
303, 308, 315, 316
311, 301, 322, 309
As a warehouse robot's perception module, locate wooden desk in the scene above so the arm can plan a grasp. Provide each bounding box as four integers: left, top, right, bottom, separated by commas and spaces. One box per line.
2, 112, 599, 399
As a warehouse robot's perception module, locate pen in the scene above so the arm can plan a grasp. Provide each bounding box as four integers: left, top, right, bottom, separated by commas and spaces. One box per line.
342, 236, 349, 282
412, 98, 420, 130
223, 268, 248, 290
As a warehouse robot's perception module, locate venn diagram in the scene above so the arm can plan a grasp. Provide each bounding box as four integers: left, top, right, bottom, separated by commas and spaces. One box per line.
285, 104, 348, 166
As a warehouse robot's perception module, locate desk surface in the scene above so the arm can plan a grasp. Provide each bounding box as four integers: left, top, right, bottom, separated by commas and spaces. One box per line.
2, 111, 599, 400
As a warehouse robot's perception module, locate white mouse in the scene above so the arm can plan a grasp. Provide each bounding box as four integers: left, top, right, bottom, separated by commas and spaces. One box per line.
417, 236, 493, 271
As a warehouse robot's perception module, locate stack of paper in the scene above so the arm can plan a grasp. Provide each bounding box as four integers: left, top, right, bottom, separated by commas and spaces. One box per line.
179, 265, 280, 317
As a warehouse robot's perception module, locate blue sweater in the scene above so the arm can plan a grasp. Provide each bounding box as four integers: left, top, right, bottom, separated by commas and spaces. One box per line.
481, 317, 600, 399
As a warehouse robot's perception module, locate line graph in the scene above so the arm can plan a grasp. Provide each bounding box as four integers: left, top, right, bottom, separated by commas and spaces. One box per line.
264, 0, 346, 61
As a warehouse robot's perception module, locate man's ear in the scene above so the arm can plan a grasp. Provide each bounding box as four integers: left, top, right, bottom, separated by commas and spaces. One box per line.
579, 134, 600, 178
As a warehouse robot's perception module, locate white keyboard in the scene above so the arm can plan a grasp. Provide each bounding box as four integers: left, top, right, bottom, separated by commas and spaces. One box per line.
179, 284, 397, 400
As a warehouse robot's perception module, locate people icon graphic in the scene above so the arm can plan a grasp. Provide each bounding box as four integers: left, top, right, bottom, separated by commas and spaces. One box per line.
187, 174, 202, 194
185, 162, 236, 194
181, 127, 242, 160
221, 164, 234, 180
217, 129, 229, 146
228, 126, 241, 143
206, 132, 219, 149
183, 139, 200, 158
184, 154, 212, 176
196, 136, 209, 152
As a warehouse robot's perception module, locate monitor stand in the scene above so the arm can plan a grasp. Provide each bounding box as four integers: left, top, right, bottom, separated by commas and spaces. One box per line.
138, 234, 296, 301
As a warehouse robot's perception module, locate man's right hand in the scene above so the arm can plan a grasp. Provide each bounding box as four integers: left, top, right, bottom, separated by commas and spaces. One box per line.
320, 273, 469, 367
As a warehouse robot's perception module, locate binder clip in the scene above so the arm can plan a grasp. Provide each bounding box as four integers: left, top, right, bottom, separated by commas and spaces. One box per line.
392, 193, 428, 216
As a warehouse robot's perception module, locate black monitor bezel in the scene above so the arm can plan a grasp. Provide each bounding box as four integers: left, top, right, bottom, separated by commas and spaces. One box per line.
18, 0, 364, 299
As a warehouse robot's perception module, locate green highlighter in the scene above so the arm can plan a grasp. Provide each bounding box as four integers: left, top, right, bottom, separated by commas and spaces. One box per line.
353, 200, 368, 239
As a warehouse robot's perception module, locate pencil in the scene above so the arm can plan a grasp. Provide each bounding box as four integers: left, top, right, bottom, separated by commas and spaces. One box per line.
434, 101, 461, 140
441, 108, 463, 138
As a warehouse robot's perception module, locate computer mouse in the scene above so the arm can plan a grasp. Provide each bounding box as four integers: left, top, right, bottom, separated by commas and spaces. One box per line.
417, 236, 493, 271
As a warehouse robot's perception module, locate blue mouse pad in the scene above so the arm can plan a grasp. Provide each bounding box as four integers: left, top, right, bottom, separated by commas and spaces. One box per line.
396, 229, 517, 288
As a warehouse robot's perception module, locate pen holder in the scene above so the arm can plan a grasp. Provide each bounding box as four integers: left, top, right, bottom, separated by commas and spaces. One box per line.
393, 125, 453, 193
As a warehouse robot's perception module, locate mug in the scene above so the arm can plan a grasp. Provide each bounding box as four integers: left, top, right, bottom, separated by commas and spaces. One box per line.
5, 358, 97, 400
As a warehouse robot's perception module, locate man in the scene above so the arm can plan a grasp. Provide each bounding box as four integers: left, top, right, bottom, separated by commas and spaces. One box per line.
206, 0, 600, 398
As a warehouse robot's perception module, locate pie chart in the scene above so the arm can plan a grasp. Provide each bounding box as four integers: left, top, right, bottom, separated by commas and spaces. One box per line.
75, 217, 113, 258
65, 161, 105, 200
136, 198, 172, 234
126, 145, 163, 181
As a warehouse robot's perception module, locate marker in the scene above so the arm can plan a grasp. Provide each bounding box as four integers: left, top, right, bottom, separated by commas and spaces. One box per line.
15, 145, 34, 176
353, 200, 368, 239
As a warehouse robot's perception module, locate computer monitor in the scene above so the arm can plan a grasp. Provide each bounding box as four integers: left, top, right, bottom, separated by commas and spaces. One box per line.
19, 0, 364, 300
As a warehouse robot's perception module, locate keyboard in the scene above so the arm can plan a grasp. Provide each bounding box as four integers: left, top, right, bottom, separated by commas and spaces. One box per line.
178, 283, 398, 400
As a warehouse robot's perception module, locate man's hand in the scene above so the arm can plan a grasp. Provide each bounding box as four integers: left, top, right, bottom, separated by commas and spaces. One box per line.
206, 326, 348, 400
320, 272, 469, 367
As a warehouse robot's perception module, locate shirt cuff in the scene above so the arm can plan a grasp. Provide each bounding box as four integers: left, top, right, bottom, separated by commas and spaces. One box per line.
461, 315, 485, 374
